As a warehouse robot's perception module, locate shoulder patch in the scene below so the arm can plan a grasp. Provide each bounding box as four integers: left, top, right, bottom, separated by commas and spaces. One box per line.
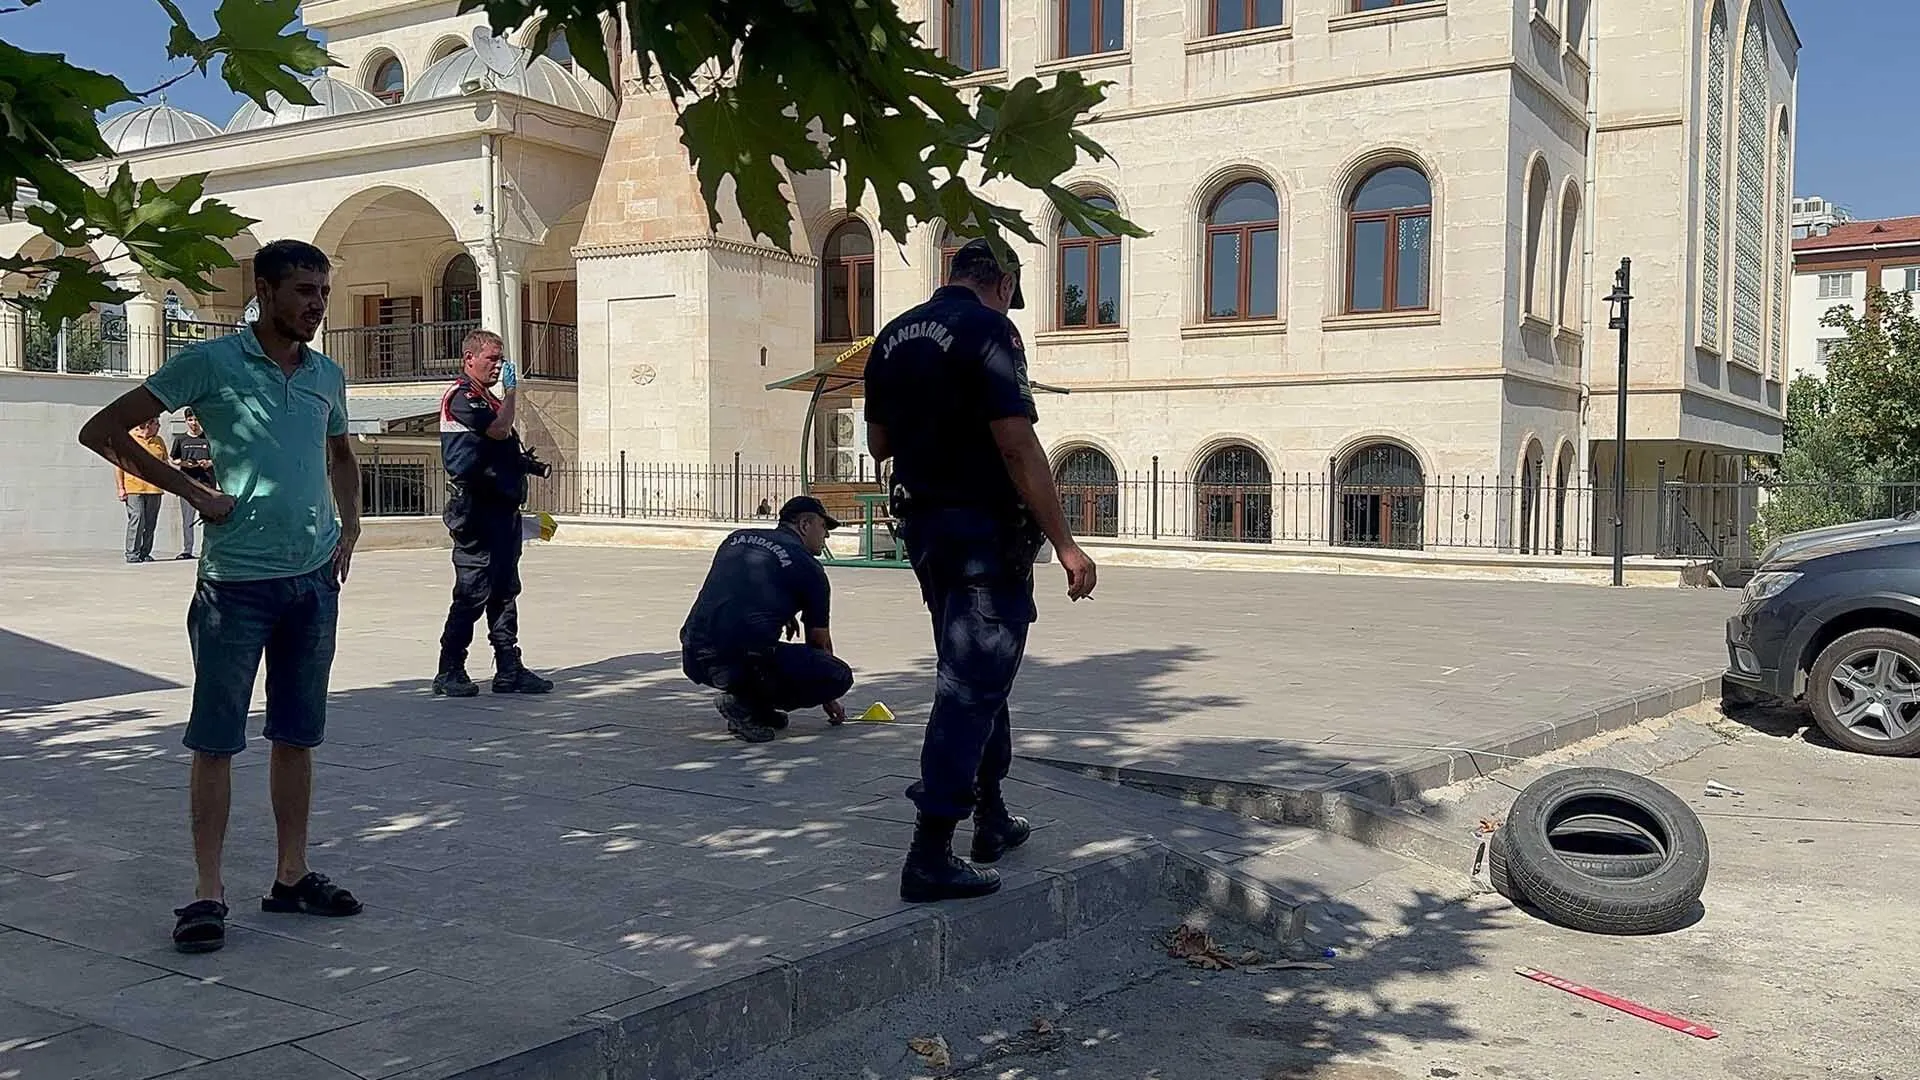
1008, 327, 1023, 351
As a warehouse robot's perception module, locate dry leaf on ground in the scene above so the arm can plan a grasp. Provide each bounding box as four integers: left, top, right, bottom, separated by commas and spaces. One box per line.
1163, 922, 1243, 970
907, 1034, 952, 1069
1032, 1016, 1056, 1035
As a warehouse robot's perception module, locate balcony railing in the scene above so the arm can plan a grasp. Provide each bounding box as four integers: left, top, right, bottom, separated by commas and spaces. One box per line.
325, 319, 579, 384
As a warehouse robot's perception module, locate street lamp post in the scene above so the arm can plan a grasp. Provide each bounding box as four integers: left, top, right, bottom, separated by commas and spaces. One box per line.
1605, 258, 1633, 588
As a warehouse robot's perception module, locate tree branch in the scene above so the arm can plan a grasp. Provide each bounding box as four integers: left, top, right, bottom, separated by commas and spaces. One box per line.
134, 69, 198, 98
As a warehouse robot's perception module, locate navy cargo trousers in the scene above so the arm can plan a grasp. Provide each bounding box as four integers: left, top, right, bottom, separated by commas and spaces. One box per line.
898, 506, 1041, 820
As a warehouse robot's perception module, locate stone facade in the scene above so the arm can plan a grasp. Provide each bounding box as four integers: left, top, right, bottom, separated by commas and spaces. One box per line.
0, 0, 1798, 552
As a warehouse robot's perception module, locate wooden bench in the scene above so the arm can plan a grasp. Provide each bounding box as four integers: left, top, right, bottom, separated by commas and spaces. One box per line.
809, 481, 883, 526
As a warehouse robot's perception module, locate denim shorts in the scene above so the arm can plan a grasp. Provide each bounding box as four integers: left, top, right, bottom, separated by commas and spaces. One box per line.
184, 565, 340, 755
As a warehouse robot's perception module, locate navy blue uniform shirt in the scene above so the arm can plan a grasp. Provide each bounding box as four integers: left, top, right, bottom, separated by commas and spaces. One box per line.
864, 286, 1037, 514
439, 375, 525, 502
681, 526, 831, 653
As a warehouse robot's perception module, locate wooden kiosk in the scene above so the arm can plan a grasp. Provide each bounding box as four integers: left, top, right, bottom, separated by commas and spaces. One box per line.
766, 335, 1068, 569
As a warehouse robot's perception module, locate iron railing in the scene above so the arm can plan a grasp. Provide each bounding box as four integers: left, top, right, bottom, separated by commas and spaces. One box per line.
346, 451, 1920, 571
7, 310, 243, 378
325, 320, 581, 384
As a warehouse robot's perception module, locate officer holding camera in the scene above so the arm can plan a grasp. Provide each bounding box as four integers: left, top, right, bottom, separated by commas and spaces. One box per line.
433, 328, 554, 697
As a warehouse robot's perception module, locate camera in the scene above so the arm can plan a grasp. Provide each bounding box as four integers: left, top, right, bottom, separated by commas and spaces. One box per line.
520, 447, 552, 480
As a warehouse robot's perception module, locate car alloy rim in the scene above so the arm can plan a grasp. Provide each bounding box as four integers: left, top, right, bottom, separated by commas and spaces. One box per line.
1827, 647, 1920, 741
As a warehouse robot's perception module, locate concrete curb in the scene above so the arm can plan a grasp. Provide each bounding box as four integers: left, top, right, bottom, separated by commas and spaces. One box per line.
1022, 671, 1721, 873
390, 844, 1262, 1080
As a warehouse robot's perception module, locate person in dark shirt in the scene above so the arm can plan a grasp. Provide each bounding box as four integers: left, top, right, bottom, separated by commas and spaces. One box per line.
433, 329, 553, 698
169, 408, 216, 560
864, 237, 1097, 904
681, 496, 854, 743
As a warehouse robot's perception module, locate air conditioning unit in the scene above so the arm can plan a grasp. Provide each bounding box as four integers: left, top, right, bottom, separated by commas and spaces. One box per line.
829, 410, 857, 448
829, 450, 857, 480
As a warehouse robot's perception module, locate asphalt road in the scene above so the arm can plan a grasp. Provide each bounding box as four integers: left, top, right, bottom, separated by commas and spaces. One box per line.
717, 703, 1917, 1080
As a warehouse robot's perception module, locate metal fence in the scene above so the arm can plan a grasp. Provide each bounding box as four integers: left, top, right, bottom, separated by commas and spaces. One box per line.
350, 449, 1920, 572
8, 310, 243, 378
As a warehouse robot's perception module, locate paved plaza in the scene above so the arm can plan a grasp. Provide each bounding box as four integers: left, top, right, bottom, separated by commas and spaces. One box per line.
0, 548, 1734, 1078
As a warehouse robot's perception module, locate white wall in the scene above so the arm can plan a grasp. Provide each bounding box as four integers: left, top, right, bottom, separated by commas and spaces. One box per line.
0, 374, 192, 556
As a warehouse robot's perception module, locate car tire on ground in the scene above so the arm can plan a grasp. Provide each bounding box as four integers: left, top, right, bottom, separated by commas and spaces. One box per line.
1806, 627, 1920, 757
1502, 767, 1709, 935
1491, 816, 1673, 905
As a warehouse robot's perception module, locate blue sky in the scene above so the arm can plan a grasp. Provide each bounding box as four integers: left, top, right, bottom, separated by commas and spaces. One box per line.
5, 0, 1912, 219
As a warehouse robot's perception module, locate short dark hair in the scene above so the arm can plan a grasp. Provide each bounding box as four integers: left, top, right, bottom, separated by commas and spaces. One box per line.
462, 328, 505, 357
254, 239, 331, 286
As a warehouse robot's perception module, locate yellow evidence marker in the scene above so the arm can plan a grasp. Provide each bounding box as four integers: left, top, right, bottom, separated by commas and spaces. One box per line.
856, 702, 896, 723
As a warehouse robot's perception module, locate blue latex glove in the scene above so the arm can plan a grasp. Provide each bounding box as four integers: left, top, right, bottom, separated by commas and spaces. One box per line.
500, 359, 518, 391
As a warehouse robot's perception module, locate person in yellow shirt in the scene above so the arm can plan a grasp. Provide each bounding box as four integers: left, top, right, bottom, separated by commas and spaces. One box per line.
117, 419, 168, 563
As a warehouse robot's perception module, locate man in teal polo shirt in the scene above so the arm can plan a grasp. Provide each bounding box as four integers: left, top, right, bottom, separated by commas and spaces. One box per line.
78, 239, 365, 954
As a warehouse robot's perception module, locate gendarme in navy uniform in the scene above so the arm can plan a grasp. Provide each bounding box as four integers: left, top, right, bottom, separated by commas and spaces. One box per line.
680, 496, 856, 742
433, 329, 553, 698
864, 237, 1099, 904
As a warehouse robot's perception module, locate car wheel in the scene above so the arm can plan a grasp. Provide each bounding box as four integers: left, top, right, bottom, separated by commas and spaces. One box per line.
1807, 628, 1920, 757
1502, 767, 1709, 936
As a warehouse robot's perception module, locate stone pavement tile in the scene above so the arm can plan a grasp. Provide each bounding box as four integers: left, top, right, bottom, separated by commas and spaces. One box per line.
554, 881, 790, 955
294, 1000, 584, 1080
0, 1023, 203, 1080
798, 867, 913, 920
0, 878, 179, 956
123, 925, 414, 1014
151, 1043, 360, 1080
356, 918, 601, 984
0, 929, 170, 1008
1233, 832, 1418, 899
371, 754, 631, 801
58, 974, 350, 1060
0, 996, 88, 1043
0, 837, 143, 877
592, 897, 870, 989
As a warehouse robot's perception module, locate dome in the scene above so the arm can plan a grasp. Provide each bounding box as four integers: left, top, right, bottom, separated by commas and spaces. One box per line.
406, 47, 607, 117
98, 103, 222, 153
225, 76, 385, 132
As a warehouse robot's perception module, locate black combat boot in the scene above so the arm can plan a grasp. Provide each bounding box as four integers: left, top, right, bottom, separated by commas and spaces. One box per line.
433, 665, 478, 698
969, 786, 1032, 864
900, 814, 1001, 903
492, 652, 554, 694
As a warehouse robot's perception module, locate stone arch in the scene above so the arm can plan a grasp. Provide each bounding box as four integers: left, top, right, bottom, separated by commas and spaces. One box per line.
309, 183, 470, 256
1189, 161, 1285, 324
1335, 437, 1428, 550
1052, 443, 1122, 537
1522, 151, 1552, 318
1517, 435, 1547, 554
1333, 145, 1441, 316
1192, 439, 1274, 544
1551, 438, 1578, 554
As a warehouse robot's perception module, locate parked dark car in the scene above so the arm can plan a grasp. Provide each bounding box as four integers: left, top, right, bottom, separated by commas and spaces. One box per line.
1753, 509, 1920, 569
1725, 530, 1920, 756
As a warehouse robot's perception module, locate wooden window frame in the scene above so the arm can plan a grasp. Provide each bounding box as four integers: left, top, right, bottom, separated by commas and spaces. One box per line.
1344, 173, 1432, 315
944, 0, 999, 72
1057, 232, 1120, 330
1209, 0, 1284, 35
1059, 0, 1123, 58
1202, 184, 1279, 324
821, 225, 876, 343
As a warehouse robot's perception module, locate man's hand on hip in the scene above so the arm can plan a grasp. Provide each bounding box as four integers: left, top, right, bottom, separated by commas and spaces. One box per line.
192, 490, 236, 524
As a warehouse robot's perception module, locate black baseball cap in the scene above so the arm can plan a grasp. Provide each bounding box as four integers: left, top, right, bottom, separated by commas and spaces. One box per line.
779, 495, 841, 530
949, 237, 1025, 309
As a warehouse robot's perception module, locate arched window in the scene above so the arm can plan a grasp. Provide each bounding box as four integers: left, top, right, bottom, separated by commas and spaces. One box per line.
1337, 442, 1424, 550
1524, 159, 1551, 318
937, 225, 965, 284
822, 220, 876, 342
441, 254, 480, 323
1060, 0, 1124, 58
1346, 165, 1432, 313
1730, 6, 1769, 368
1552, 442, 1575, 554
1059, 194, 1121, 329
1210, 0, 1283, 35
945, 0, 1002, 71
1700, 3, 1730, 348
1768, 112, 1790, 380
1557, 186, 1582, 327
1055, 447, 1119, 537
1195, 444, 1272, 543
1518, 438, 1545, 555
370, 56, 404, 104
1203, 179, 1279, 322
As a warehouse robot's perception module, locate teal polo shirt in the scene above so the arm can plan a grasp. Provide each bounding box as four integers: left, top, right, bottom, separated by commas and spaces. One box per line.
144, 325, 349, 583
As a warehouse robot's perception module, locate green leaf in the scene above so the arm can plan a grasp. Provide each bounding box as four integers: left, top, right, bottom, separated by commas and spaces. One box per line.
208, 0, 335, 108
20, 256, 136, 327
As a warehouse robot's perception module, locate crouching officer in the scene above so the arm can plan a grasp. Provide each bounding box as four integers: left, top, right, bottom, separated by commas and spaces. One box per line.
433, 329, 554, 697
864, 238, 1098, 903
680, 496, 854, 742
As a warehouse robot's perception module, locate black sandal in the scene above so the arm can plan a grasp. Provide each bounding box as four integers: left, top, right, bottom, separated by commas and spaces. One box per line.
173, 899, 228, 953
261, 872, 363, 917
